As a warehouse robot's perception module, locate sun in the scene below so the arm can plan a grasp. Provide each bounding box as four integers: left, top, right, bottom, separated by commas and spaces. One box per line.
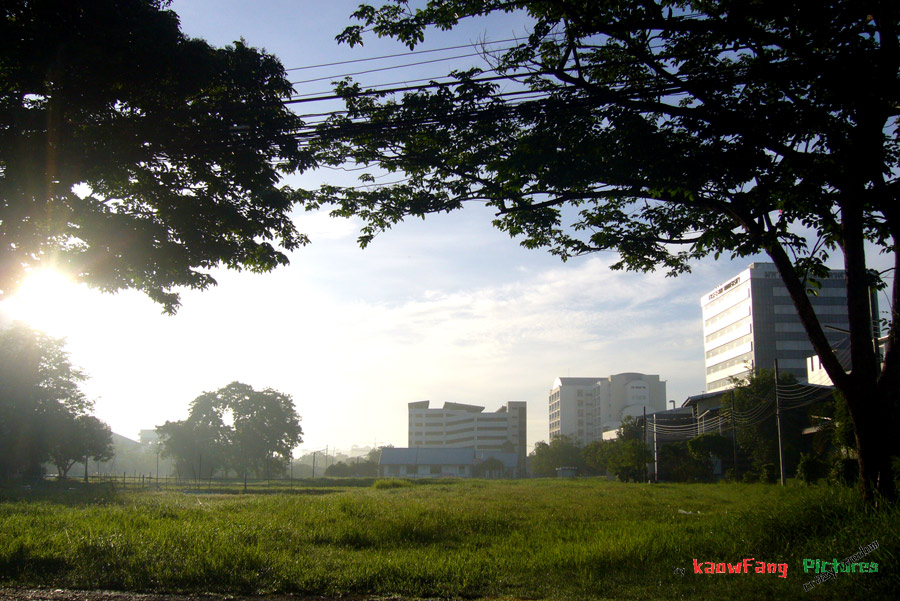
1, 269, 87, 337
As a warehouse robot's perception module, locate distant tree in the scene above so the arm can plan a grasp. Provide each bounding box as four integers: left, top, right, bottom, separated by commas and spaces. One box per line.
47, 413, 114, 478
156, 418, 227, 479
0, 323, 95, 478
1, 0, 308, 312
366, 445, 391, 464
582, 440, 614, 476
473, 456, 506, 478
224, 383, 303, 478
324, 459, 379, 478
687, 433, 733, 475
324, 461, 351, 477
606, 416, 653, 483
529, 436, 584, 477
157, 382, 302, 479
658, 442, 711, 483
724, 369, 811, 478
313, 0, 900, 504
608, 440, 653, 483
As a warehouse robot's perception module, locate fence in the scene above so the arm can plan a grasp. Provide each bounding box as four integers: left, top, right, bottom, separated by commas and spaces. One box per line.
27, 473, 355, 492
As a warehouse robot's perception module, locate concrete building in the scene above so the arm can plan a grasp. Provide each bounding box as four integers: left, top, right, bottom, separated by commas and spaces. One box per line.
701, 262, 854, 392
549, 373, 667, 444
407, 400, 526, 473
806, 337, 885, 386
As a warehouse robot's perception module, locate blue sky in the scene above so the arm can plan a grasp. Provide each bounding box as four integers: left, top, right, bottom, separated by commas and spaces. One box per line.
0, 1, 893, 455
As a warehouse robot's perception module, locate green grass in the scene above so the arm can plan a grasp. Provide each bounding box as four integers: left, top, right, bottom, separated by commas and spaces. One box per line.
0, 478, 897, 600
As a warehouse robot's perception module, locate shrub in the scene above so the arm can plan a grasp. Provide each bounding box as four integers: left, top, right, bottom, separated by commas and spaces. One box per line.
830, 457, 859, 486
373, 478, 413, 489
742, 469, 759, 483
796, 453, 827, 485
759, 463, 778, 484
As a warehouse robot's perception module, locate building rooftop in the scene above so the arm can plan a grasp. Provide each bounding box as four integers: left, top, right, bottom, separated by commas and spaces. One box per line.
552, 377, 601, 387
379, 447, 477, 466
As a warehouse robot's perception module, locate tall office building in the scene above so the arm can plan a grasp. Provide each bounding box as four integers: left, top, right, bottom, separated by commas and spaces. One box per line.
549, 374, 666, 444
407, 400, 527, 469
701, 262, 855, 392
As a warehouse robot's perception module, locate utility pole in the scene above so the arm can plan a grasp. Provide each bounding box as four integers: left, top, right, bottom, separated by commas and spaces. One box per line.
653, 413, 658, 483
312, 451, 317, 478
731, 390, 738, 477
774, 360, 786, 486
642, 406, 648, 482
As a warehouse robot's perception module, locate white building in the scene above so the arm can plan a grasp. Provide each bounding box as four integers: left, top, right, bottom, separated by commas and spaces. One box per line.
701, 262, 854, 392
407, 400, 526, 471
548, 374, 667, 444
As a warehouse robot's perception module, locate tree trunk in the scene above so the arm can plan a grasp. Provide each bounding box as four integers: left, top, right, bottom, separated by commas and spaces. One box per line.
843, 385, 897, 504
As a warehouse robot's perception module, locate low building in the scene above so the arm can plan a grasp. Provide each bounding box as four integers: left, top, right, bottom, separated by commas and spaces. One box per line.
378, 448, 520, 478
408, 400, 526, 475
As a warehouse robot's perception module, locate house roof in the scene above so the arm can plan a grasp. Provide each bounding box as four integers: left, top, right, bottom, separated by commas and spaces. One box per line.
474, 451, 519, 469
682, 390, 730, 408
379, 447, 476, 466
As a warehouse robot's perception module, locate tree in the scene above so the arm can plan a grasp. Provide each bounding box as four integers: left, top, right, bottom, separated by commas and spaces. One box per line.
156, 418, 228, 479
310, 0, 900, 502
725, 369, 812, 478
473, 456, 506, 478
529, 436, 584, 477
324, 459, 379, 477
226, 382, 303, 478
687, 433, 734, 474
47, 413, 114, 478
606, 416, 653, 482
157, 381, 302, 479
658, 441, 711, 483
1, 0, 309, 312
0, 322, 98, 477
582, 439, 614, 475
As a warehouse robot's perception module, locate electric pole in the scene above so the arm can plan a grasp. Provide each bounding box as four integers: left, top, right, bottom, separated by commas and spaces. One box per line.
774, 360, 786, 486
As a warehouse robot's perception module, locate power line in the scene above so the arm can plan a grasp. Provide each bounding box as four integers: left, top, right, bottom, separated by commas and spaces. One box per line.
283, 36, 545, 72
290, 50, 506, 86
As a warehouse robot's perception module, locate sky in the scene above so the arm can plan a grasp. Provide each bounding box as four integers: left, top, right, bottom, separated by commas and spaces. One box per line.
0, 1, 894, 456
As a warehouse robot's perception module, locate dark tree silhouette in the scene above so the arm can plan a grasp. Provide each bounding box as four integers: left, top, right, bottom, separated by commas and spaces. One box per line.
1, 0, 309, 312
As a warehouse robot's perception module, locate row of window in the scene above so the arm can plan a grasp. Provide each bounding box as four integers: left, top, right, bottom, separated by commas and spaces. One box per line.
705, 315, 752, 344
704, 301, 751, 328
707, 369, 751, 390
705, 333, 753, 360
706, 351, 754, 375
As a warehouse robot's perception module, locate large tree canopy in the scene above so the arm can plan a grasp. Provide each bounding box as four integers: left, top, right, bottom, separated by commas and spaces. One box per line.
1, 0, 309, 312
308, 0, 900, 502
157, 381, 302, 479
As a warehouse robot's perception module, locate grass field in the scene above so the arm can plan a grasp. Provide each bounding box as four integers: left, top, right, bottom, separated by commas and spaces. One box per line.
1, 478, 897, 600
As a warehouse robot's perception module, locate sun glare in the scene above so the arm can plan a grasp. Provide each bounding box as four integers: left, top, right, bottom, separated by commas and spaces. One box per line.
2, 269, 86, 337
